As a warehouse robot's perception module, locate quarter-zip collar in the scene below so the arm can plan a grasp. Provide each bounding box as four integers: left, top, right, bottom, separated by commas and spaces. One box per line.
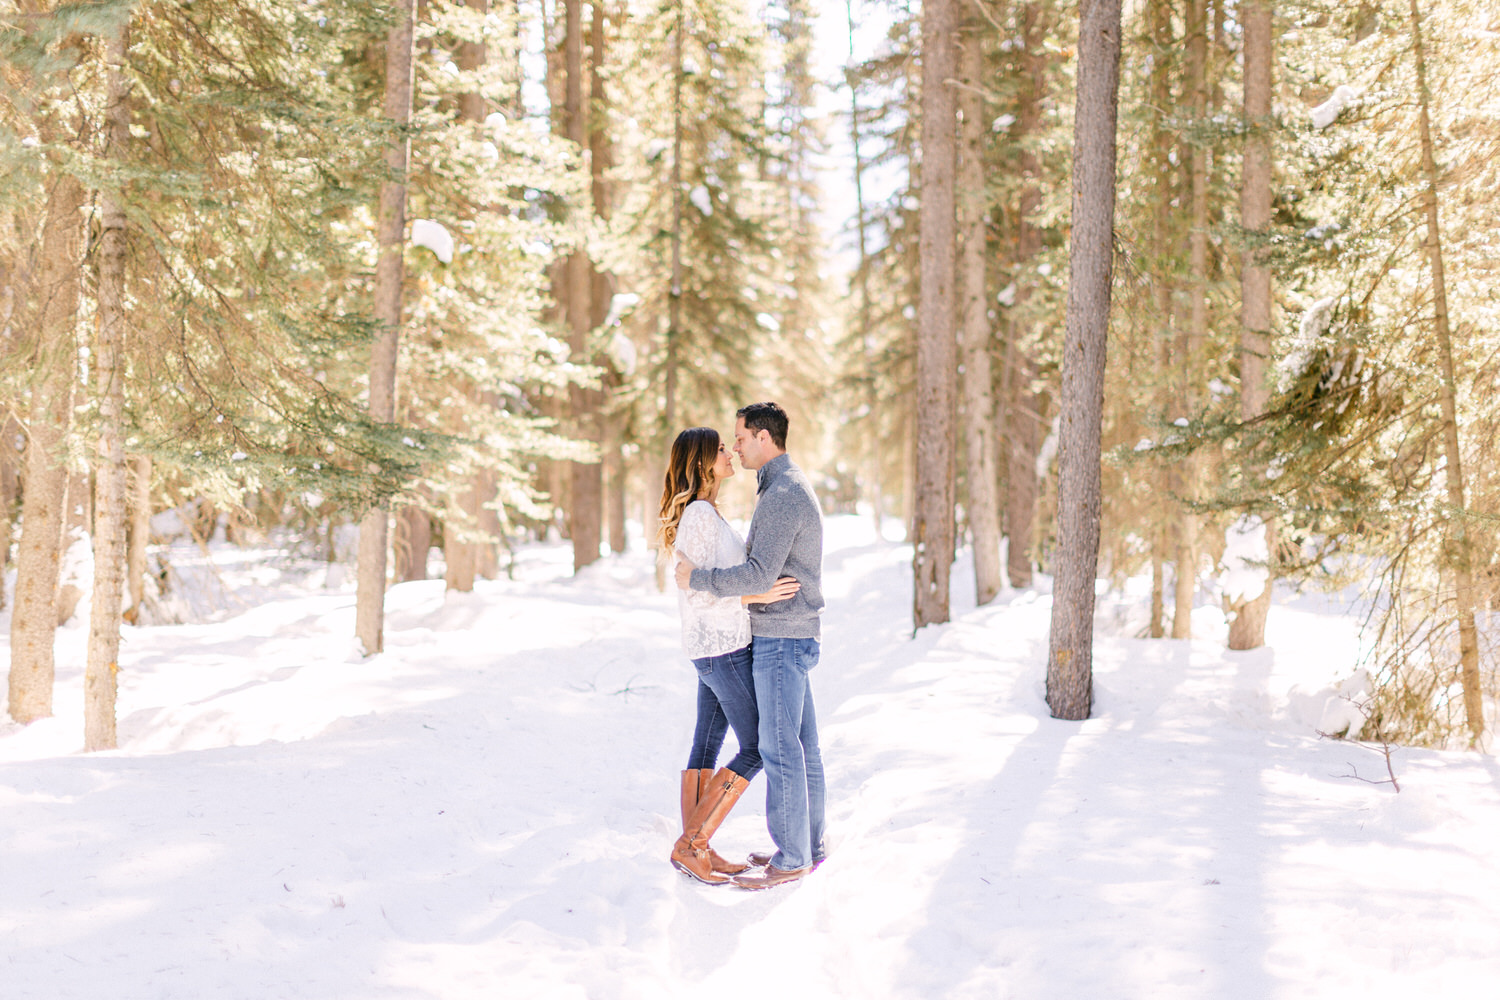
756, 452, 791, 495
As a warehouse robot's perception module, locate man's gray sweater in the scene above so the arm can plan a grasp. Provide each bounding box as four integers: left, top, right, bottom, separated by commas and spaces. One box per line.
689, 453, 824, 639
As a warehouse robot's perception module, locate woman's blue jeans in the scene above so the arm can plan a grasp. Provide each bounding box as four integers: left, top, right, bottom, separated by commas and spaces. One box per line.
685, 644, 762, 780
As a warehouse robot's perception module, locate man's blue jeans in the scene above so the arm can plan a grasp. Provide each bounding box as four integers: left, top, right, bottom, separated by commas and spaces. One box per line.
687, 644, 762, 780
751, 635, 826, 871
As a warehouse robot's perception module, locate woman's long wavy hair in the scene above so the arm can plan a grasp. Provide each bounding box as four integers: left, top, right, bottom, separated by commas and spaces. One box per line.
658, 427, 721, 555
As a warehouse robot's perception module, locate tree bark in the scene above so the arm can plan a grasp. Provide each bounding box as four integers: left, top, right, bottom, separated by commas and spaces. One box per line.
564, 0, 602, 574
355, 0, 416, 656
1004, 0, 1050, 592
589, 1, 620, 556
126, 455, 151, 620
1147, 0, 1175, 640
8, 171, 85, 724
445, 0, 490, 592
1410, 0, 1483, 745
913, 0, 958, 629
84, 20, 133, 751
1172, 0, 1209, 640
1227, 0, 1275, 650
1045, 0, 1121, 721
957, 8, 1001, 606
0, 415, 19, 611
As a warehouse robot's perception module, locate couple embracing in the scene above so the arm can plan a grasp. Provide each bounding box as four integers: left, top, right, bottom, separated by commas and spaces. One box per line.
657, 401, 827, 891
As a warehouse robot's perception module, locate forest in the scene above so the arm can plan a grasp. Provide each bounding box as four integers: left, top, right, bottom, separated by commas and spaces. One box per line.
2, 0, 1498, 755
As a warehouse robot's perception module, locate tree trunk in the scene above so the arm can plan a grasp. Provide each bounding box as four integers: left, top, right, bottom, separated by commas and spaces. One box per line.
1004, 0, 1050, 592
913, 0, 958, 630
589, 1, 620, 556
1172, 0, 1209, 641
0, 415, 19, 611
394, 505, 431, 581
665, 1, 685, 438
564, 0, 602, 574
845, 0, 882, 533
126, 455, 151, 620
1227, 0, 1275, 650
84, 21, 132, 751
957, 10, 1001, 606
1148, 0, 1175, 640
1410, 0, 1483, 745
446, 0, 490, 592
8, 172, 85, 724
355, 0, 416, 656
1045, 0, 1121, 721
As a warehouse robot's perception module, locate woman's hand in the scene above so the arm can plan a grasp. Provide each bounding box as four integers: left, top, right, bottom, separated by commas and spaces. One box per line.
743, 577, 800, 605
675, 556, 696, 590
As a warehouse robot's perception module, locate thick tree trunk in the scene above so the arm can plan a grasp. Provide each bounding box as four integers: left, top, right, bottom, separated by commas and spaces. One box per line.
85, 21, 133, 751
1045, 0, 1121, 721
8, 172, 85, 724
355, 0, 416, 656
912, 0, 958, 629
1227, 0, 1275, 650
957, 11, 1001, 606
1410, 0, 1483, 745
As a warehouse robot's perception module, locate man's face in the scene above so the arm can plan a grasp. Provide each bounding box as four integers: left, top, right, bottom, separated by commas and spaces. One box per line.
733, 417, 772, 471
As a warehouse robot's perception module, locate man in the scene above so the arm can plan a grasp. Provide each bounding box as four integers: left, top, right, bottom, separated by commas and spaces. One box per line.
675, 401, 826, 890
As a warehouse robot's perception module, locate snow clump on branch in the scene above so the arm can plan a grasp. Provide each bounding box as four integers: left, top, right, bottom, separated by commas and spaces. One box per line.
1311, 86, 1359, 129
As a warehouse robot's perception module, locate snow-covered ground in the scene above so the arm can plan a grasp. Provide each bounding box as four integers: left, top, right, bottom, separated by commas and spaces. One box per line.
3, 516, 1498, 999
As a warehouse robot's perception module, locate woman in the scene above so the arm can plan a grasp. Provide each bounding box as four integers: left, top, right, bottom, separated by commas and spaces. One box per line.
658, 426, 799, 884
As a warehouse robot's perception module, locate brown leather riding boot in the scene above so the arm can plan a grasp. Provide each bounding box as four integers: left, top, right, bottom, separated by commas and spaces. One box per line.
670, 768, 750, 885
695, 769, 749, 875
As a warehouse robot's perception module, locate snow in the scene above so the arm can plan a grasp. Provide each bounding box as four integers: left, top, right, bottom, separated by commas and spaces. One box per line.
1219, 515, 1270, 605
3, 517, 1500, 999
411, 219, 454, 265
1311, 86, 1359, 129
689, 185, 713, 217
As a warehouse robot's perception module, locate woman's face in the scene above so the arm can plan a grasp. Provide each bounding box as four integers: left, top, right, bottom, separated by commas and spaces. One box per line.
712, 439, 735, 482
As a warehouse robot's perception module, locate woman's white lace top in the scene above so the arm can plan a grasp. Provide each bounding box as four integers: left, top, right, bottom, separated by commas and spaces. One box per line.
673, 500, 752, 659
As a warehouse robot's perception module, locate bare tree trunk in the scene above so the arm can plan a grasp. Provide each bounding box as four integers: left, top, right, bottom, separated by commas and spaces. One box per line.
563, 0, 602, 574
355, 0, 416, 656
666, 2, 684, 437
85, 21, 133, 751
1004, 0, 1050, 592
957, 9, 1001, 606
8, 172, 85, 724
446, 0, 490, 592
589, 1, 620, 557
1410, 0, 1483, 745
1227, 0, 1275, 650
913, 0, 958, 629
0, 415, 19, 610
1172, 0, 1209, 640
126, 455, 151, 619
394, 505, 431, 581
844, 0, 883, 534
1147, 0, 1174, 640
1045, 0, 1121, 721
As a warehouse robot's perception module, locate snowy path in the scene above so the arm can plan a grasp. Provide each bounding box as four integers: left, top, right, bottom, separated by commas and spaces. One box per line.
3, 518, 1499, 999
